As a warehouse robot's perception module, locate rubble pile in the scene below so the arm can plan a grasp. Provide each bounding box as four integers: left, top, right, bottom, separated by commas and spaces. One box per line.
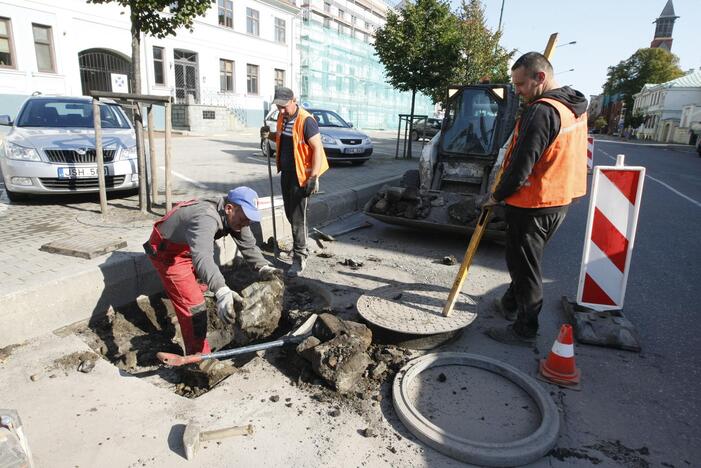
366, 186, 434, 220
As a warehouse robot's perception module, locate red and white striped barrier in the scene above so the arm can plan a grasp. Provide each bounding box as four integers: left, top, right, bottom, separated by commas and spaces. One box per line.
576, 154, 645, 311
586, 136, 594, 173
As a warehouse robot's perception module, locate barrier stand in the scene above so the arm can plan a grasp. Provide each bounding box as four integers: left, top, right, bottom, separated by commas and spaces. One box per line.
561, 154, 645, 352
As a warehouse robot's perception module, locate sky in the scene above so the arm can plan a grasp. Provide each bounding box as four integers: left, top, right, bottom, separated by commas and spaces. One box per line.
463, 0, 701, 99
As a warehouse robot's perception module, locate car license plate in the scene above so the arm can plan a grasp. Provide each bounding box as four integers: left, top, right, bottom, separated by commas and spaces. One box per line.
345, 147, 364, 154
57, 166, 108, 179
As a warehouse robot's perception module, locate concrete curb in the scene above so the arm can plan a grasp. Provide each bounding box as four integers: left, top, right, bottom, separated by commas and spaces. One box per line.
0, 175, 399, 345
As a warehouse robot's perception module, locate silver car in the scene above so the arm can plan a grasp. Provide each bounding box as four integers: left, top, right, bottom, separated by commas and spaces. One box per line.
0, 96, 138, 201
262, 107, 373, 165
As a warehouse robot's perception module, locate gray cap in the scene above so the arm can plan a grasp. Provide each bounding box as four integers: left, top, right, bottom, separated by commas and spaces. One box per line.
272, 87, 294, 106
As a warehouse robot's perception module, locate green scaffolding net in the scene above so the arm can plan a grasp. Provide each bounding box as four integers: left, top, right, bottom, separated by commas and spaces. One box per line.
299, 19, 434, 131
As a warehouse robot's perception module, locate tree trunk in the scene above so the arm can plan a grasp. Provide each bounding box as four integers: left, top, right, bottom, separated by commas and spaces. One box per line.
407, 88, 417, 159
131, 16, 147, 213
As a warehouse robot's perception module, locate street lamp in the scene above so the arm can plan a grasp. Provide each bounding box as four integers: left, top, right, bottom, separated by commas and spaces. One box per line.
555, 68, 575, 75
556, 41, 577, 48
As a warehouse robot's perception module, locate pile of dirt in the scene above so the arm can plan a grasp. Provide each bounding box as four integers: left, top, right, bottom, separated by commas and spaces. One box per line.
366, 186, 432, 220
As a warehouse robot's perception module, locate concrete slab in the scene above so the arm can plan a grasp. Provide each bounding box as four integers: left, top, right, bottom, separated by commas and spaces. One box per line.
39, 235, 127, 259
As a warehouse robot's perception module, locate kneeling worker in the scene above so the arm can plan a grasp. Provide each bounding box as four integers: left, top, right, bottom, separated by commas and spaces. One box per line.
144, 187, 282, 355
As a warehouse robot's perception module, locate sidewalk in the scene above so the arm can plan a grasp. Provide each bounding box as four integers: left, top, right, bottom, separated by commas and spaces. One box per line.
0, 129, 418, 345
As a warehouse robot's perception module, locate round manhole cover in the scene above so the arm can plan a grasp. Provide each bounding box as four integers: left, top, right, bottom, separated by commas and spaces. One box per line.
356, 283, 477, 335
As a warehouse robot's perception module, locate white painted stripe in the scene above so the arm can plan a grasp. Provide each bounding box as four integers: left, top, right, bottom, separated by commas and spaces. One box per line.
257, 196, 284, 210
551, 340, 574, 358
599, 149, 701, 209
596, 172, 634, 237
0, 190, 9, 215
158, 166, 208, 189
584, 241, 623, 305
560, 120, 588, 135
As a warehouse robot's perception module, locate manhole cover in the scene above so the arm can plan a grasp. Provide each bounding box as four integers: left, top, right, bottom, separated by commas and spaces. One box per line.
356, 283, 477, 335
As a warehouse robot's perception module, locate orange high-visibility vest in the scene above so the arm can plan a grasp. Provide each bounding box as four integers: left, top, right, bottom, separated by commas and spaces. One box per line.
503, 97, 588, 208
275, 107, 329, 187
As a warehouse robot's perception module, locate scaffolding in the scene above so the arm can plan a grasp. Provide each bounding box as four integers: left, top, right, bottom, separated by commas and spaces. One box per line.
299, 19, 434, 130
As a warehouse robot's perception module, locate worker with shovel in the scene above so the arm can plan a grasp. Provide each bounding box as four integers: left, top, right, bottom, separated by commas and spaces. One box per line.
144, 187, 282, 355
480, 52, 588, 346
260, 87, 328, 278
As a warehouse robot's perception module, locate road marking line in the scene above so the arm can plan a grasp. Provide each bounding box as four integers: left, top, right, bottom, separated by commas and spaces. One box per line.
0, 190, 9, 215
158, 166, 208, 189
598, 149, 701, 209
595, 140, 691, 148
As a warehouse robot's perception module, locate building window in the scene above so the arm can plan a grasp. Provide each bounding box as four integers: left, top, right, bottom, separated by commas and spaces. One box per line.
32, 24, 55, 73
351, 15, 356, 25
218, 0, 233, 28
338, 9, 344, 19
274, 18, 286, 43
220, 59, 234, 92
274, 68, 285, 89
246, 8, 259, 36
324, 2, 330, 13
0, 17, 15, 68
153, 46, 165, 85
202, 110, 216, 119
323, 18, 330, 28
247, 64, 258, 94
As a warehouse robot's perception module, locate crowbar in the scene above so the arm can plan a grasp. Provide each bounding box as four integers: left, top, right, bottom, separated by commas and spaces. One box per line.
157, 314, 318, 367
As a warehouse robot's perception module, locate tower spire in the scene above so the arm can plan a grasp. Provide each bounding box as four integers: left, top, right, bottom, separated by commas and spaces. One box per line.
650, 0, 679, 52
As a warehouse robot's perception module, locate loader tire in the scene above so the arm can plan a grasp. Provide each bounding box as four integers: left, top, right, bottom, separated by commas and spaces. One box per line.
400, 170, 420, 189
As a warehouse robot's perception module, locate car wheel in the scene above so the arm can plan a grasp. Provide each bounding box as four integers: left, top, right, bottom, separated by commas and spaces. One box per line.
410, 130, 419, 141
5, 189, 27, 202
351, 160, 367, 166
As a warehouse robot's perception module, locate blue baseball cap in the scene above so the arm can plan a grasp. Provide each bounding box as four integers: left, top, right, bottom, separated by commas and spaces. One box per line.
227, 187, 261, 222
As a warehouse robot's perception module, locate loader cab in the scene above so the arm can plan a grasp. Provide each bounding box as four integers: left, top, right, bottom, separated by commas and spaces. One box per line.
433, 84, 518, 194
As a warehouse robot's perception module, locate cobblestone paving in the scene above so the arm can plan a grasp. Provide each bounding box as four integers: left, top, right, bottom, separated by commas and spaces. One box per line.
0, 129, 418, 294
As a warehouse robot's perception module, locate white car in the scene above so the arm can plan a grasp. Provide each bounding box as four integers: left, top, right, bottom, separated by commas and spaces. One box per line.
0, 95, 138, 201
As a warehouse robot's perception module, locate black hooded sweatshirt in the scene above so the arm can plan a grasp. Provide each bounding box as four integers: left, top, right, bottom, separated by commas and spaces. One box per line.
493, 86, 588, 209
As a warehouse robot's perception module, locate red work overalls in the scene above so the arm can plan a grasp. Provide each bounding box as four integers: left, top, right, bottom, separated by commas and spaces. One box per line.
145, 201, 212, 355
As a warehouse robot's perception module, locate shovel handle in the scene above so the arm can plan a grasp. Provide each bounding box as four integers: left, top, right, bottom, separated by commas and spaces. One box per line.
200, 424, 254, 441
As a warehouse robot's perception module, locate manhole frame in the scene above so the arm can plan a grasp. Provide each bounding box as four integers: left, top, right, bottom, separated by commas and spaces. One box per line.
393, 352, 560, 467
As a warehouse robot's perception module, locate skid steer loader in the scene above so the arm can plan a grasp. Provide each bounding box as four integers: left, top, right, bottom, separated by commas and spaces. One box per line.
364, 83, 519, 240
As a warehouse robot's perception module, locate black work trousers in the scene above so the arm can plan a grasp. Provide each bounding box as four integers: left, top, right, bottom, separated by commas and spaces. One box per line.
502, 205, 568, 337
280, 170, 309, 260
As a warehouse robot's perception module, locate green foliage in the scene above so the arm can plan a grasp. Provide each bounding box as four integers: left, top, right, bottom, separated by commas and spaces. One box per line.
628, 112, 645, 129
374, 0, 462, 99
86, 0, 211, 37
451, 0, 513, 90
603, 48, 684, 125
594, 116, 607, 131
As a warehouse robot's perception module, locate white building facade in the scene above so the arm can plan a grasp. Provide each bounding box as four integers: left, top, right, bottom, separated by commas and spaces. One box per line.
0, 0, 300, 128
632, 70, 701, 143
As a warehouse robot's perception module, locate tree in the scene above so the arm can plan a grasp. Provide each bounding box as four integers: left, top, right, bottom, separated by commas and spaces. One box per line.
374, 0, 462, 157
87, 0, 211, 211
594, 116, 607, 132
603, 48, 684, 126
434, 0, 513, 101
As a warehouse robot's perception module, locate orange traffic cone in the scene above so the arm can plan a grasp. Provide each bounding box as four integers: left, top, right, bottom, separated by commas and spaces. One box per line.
538, 324, 581, 389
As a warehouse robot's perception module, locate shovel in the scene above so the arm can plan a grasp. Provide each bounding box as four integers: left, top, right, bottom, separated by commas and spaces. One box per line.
157, 314, 318, 367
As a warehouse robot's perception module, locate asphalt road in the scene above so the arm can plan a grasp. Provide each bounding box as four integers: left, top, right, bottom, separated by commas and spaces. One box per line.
330, 138, 701, 466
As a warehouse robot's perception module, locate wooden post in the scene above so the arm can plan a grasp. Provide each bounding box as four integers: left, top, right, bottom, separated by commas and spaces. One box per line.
164, 100, 172, 211
92, 98, 108, 217
147, 105, 158, 206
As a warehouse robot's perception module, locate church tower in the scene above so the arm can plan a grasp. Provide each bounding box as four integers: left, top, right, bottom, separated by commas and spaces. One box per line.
650, 0, 679, 51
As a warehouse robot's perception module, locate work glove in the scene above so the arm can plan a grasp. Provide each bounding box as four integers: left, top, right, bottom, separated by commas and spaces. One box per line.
304, 176, 319, 198
215, 286, 243, 325
258, 264, 283, 280
260, 125, 271, 139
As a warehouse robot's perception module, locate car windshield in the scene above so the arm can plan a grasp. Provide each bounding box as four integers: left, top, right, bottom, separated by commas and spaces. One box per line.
310, 110, 350, 128
441, 89, 499, 156
16, 99, 131, 129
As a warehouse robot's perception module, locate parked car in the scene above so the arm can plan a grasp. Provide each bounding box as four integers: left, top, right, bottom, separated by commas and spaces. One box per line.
262, 107, 373, 165
411, 117, 442, 141
0, 95, 138, 201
